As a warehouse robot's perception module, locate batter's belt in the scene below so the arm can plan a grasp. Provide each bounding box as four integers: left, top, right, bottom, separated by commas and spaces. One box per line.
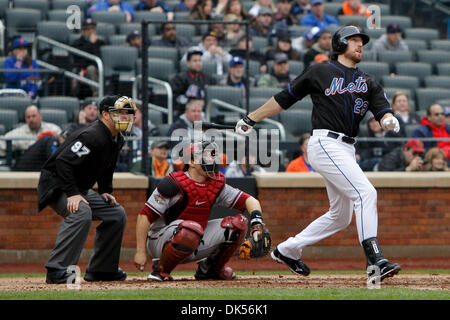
312, 129, 356, 145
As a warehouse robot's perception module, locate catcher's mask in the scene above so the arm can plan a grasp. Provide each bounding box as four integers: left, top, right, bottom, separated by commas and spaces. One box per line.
185, 141, 222, 180
100, 95, 136, 134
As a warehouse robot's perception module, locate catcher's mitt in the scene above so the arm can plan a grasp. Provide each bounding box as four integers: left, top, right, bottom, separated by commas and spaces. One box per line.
238, 223, 272, 259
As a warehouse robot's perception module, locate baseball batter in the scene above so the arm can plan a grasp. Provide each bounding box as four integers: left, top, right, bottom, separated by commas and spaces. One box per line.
235, 26, 401, 281
134, 141, 271, 280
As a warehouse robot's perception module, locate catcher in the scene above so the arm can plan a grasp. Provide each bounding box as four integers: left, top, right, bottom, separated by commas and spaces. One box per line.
134, 141, 271, 280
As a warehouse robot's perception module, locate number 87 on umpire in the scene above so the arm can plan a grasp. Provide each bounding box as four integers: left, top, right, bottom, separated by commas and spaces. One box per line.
235, 26, 401, 282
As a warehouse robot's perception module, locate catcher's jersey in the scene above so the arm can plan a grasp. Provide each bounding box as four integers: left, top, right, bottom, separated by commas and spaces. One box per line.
141, 172, 250, 232
274, 60, 393, 137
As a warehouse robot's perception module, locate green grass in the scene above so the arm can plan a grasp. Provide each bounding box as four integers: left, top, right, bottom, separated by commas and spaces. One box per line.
0, 288, 449, 300
0, 270, 448, 300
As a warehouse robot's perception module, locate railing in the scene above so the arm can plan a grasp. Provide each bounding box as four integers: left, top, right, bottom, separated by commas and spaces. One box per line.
32, 35, 104, 98
132, 74, 173, 125
206, 99, 287, 141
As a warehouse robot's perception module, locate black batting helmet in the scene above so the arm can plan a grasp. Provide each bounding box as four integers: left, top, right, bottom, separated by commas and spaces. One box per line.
332, 25, 370, 54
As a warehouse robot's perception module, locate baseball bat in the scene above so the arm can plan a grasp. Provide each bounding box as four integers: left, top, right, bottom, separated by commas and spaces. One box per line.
199, 122, 236, 131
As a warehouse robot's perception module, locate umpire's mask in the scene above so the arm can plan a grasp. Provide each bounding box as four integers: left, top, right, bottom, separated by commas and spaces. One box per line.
100, 95, 137, 134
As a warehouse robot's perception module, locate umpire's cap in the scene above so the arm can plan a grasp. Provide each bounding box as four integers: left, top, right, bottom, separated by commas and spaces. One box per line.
99, 95, 121, 113
332, 25, 370, 54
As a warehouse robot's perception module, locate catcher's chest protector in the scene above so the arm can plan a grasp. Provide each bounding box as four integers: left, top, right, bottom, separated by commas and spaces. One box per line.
169, 171, 225, 229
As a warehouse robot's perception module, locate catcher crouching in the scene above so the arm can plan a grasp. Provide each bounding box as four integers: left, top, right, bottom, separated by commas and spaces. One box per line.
134, 141, 271, 280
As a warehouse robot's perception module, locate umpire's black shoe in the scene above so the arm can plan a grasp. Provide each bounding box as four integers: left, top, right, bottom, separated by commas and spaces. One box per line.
271, 247, 310, 276
45, 268, 74, 284
84, 268, 127, 282
368, 259, 401, 281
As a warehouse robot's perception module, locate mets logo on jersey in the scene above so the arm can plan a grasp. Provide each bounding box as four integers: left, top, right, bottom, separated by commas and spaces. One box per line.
325, 77, 368, 96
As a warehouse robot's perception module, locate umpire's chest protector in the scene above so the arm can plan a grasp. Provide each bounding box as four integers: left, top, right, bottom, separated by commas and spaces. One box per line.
166, 171, 225, 229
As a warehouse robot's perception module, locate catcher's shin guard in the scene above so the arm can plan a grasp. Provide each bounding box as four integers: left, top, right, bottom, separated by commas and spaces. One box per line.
158, 220, 204, 278
195, 214, 248, 280
362, 237, 401, 281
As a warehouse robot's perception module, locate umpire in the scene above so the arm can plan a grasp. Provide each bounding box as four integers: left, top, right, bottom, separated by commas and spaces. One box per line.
38, 95, 136, 284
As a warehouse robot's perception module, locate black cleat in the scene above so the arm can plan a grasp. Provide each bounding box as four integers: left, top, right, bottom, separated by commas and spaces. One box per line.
84, 268, 127, 282
369, 259, 401, 281
271, 247, 310, 276
45, 268, 74, 284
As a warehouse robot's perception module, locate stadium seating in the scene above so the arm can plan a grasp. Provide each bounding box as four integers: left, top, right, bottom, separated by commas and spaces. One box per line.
403, 39, 428, 51
40, 108, 68, 127
148, 46, 179, 63
100, 46, 139, 79
206, 85, 242, 107
415, 88, 450, 111
0, 0, 9, 19
136, 58, 176, 82
279, 110, 312, 136
424, 76, 450, 89
5, 8, 42, 41
37, 96, 80, 122
436, 63, 450, 76
175, 24, 196, 42
357, 61, 390, 81
51, 0, 89, 13
291, 96, 313, 111
109, 35, 127, 46
0, 110, 19, 132
95, 23, 116, 40
405, 28, 440, 42
14, 0, 49, 20
378, 51, 414, 72
133, 11, 167, 23
249, 87, 281, 100
381, 16, 413, 29
91, 11, 128, 29
47, 9, 85, 23
382, 75, 420, 91
395, 62, 433, 84
0, 97, 32, 122
430, 40, 450, 51
405, 124, 421, 137
416, 50, 450, 71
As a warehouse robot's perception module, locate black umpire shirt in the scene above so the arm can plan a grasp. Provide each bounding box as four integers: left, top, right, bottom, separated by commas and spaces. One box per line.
274, 60, 393, 138
38, 120, 124, 211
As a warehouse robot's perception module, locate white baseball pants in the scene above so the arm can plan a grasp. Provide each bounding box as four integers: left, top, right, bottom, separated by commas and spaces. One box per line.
278, 130, 378, 260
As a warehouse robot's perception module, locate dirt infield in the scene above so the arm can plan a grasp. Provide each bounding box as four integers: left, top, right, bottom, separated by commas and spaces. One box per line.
0, 257, 449, 292
0, 274, 449, 292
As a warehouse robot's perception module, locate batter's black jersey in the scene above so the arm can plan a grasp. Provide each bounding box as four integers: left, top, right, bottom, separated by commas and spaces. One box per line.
41, 120, 124, 197
274, 60, 393, 137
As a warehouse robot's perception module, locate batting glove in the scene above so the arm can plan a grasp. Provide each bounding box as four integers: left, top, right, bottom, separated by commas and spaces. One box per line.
381, 116, 400, 133
235, 115, 256, 135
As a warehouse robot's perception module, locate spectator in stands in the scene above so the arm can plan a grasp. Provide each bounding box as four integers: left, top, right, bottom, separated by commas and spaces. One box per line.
152, 23, 191, 48
445, 106, 450, 126
171, 48, 215, 116
224, 14, 245, 47
356, 116, 404, 171
210, 21, 228, 48
257, 52, 294, 88
4, 38, 41, 98
303, 28, 331, 68
300, 0, 340, 29
126, 30, 142, 56
371, 23, 409, 61
72, 19, 106, 98
130, 141, 174, 176
291, 26, 321, 54
167, 99, 205, 148
0, 105, 62, 157
377, 139, 425, 172
190, 0, 214, 34
64, 100, 99, 138
219, 56, 255, 98
391, 91, 420, 126
223, 0, 250, 21
265, 33, 300, 62
12, 131, 65, 172
184, 31, 233, 76
286, 133, 314, 172
337, 0, 371, 16
274, 0, 298, 26
291, 0, 311, 16
412, 104, 450, 160
135, 0, 171, 12
87, 0, 134, 22
229, 35, 267, 73
423, 147, 449, 171
249, 7, 276, 42
173, 0, 197, 12
249, 0, 277, 17
225, 155, 266, 177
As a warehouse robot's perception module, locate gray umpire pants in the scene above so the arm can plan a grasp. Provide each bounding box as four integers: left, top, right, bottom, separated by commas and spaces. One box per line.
45, 189, 127, 273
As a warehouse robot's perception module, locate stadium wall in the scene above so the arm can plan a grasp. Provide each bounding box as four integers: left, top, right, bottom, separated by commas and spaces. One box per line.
0, 172, 449, 263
